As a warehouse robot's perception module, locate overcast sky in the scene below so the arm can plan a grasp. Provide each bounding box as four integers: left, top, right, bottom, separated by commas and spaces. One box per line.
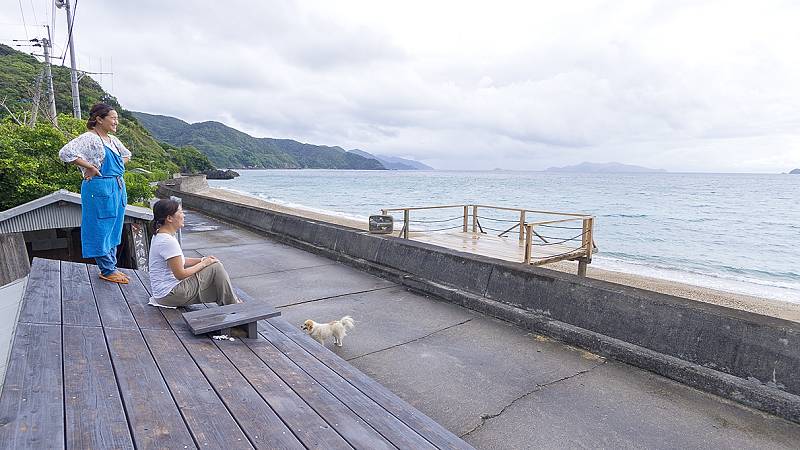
3, 0, 800, 172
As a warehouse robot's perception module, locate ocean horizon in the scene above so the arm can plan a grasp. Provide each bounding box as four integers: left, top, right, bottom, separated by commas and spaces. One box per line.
208, 169, 800, 304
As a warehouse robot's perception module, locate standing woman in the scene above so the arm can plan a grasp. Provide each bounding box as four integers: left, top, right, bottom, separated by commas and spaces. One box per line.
59, 103, 132, 284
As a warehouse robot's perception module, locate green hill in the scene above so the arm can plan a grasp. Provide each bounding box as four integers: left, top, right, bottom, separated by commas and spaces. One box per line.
0, 44, 213, 175
132, 111, 386, 170
0, 44, 214, 209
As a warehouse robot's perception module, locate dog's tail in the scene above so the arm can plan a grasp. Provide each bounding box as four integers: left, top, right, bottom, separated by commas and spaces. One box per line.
340, 315, 355, 330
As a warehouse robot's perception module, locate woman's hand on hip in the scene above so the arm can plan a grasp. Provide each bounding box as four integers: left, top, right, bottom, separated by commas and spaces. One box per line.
84, 166, 101, 180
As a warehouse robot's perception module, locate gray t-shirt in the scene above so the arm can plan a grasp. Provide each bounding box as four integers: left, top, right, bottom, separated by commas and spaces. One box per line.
148, 233, 184, 298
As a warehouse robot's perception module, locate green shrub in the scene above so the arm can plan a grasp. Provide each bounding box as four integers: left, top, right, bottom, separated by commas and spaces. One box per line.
123, 172, 154, 206
0, 117, 162, 211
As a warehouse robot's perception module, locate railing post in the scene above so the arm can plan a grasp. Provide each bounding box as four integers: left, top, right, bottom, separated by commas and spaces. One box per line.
577, 217, 593, 276
472, 205, 478, 233
524, 224, 533, 264
582, 217, 594, 261
403, 209, 410, 239
519, 211, 526, 241
463, 205, 468, 232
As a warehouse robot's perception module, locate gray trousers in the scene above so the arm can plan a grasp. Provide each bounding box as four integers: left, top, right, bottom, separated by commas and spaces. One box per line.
158, 262, 239, 307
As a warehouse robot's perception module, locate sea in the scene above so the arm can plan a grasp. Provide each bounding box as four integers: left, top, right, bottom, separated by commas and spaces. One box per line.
209, 170, 800, 303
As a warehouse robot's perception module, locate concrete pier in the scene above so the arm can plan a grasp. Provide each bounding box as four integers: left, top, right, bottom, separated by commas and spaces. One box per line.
178, 208, 800, 448
161, 183, 800, 423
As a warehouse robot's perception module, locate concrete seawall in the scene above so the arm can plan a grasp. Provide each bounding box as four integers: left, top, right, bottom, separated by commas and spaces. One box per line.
159, 182, 800, 423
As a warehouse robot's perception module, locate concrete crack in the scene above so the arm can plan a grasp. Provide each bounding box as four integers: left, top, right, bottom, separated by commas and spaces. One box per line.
227, 262, 337, 280
346, 318, 474, 361
275, 285, 398, 308
460, 361, 606, 438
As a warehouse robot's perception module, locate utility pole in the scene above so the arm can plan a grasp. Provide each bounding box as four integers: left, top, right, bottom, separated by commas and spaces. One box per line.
22, 30, 59, 126
29, 69, 43, 126
56, 0, 81, 119
41, 35, 58, 126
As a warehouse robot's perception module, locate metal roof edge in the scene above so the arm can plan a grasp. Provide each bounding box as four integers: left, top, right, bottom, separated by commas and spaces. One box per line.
0, 189, 153, 223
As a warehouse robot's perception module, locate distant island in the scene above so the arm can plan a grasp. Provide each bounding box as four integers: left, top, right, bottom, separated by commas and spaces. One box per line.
546, 162, 666, 173
132, 111, 431, 171
790, 168, 800, 174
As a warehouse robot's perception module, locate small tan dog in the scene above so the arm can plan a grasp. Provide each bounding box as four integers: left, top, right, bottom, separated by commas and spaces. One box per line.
301, 316, 355, 347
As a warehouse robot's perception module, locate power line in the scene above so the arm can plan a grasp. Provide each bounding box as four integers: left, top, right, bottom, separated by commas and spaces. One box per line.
29, 0, 39, 25
17, 0, 29, 41
60, 0, 77, 63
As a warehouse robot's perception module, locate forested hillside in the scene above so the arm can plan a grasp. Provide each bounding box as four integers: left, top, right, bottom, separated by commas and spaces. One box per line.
133, 111, 386, 170
0, 44, 213, 209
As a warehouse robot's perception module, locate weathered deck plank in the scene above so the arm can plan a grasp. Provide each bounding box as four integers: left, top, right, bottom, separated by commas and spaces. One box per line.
141, 329, 253, 449
1, 259, 472, 449
104, 327, 196, 448
0, 323, 64, 449
137, 280, 303, 448
239, 336, 395, 450
61, 261, 101, 327
259, 320, 438, 449
270, 318, 473, 450
217, 335, 378, 450
63, 325, 133, 449
118, 268, 171, 330
17, 258, 60, 324
178, 332, 305, 449
88, 265, 138, 329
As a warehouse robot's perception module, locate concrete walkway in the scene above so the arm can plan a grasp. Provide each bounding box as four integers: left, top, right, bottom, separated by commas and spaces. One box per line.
182, 210, 800, 449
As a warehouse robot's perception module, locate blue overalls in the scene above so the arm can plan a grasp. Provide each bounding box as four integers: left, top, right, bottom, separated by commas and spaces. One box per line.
80, 143, 127, 275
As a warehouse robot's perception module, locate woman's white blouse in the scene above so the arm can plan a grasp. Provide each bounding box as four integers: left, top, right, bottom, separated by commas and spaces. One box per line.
58, 131, 132, 176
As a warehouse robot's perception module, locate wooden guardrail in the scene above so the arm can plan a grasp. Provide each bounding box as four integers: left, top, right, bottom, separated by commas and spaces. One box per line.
381, 204, 596, 275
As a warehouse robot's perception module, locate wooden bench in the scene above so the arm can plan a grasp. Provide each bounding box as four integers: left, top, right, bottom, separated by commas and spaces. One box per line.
182, 301, 280, 338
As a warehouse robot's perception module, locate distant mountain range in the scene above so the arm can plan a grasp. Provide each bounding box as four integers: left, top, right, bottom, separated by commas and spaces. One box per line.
545, 162, 666, 173
349, 149, 433, 170
790, 168, 800, 174
132, 112, 431, 170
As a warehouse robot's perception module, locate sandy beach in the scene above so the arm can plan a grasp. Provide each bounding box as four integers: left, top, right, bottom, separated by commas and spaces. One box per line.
204, 187, 800, 323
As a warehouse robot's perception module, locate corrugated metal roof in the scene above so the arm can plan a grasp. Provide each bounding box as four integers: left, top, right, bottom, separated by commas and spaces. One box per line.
0, 189, 153, 233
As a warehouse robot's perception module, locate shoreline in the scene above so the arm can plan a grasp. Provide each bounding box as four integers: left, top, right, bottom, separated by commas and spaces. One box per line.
203, 187, 800, 323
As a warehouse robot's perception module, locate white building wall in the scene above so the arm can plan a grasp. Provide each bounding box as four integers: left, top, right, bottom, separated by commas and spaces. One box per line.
0, 276, 27, 390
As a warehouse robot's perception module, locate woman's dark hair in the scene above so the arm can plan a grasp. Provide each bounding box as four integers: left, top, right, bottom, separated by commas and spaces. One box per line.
152, 199, 181, 234
86, 103, 115, 130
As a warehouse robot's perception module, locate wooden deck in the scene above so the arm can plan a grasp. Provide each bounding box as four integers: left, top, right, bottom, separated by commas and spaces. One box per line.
380, 204, 595, 273
0, 258, 472, 449
406, 231, 588, 266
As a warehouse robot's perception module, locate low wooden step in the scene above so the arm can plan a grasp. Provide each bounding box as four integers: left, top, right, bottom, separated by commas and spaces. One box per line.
182, 302, 280, 338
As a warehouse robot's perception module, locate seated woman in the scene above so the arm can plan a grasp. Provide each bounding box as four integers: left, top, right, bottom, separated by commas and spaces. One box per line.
148, 199, 240, 307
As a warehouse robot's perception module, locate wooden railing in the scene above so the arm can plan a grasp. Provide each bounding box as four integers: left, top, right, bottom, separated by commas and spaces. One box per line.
381, 204, 596, 275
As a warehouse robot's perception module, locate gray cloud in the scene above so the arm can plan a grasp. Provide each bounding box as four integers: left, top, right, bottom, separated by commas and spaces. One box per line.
3, 0, 799, 172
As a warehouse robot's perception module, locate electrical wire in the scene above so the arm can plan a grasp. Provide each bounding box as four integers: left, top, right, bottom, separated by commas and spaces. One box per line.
60, 0, 77, 63
18, 0, 29, 41
29, 0, 39, 25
